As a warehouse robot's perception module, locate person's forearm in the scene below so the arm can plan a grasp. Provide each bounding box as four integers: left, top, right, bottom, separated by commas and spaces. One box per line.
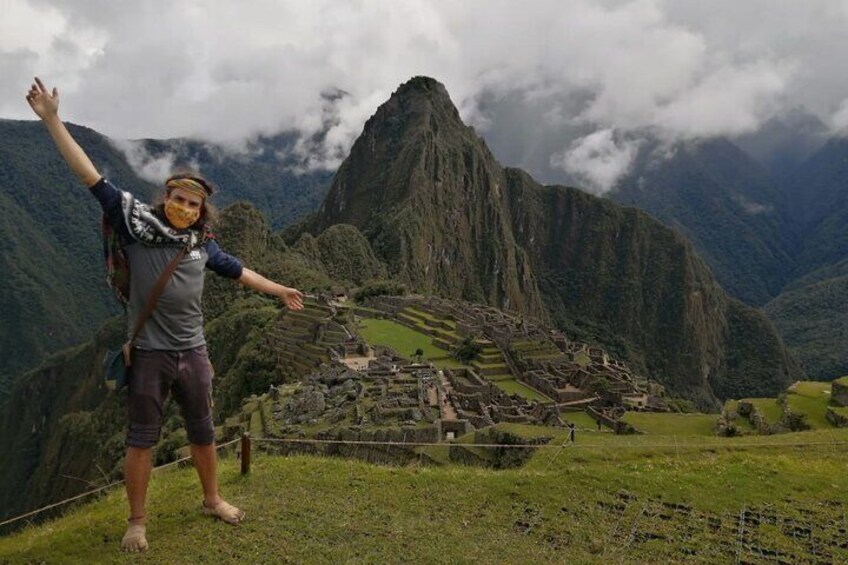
41, 114, 101, 187
237, 267, 287, 296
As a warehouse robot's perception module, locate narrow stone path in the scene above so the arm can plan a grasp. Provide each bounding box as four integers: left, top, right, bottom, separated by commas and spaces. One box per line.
439, 371, 458, 421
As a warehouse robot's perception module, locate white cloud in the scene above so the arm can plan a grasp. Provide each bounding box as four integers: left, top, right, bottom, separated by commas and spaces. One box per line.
0, 0, 105, 118
109, 139, 179, 184
831, 98, 848, 132
732, 194, 772, 215
654, 61, 791, 137
550, 129, 641, 194
3, 0, 848, 178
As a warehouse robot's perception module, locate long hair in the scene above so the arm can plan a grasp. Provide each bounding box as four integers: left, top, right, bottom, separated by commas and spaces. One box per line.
152, 171, 220, 231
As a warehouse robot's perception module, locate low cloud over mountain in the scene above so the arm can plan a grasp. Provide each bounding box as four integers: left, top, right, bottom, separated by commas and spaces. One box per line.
4, 1, 848, 184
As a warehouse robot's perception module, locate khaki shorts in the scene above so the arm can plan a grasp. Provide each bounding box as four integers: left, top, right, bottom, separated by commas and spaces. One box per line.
125, 344, 215, 448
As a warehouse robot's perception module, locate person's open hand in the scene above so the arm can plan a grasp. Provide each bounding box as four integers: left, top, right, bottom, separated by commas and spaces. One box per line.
279, 286, 305, 310
25, 77, 59, 119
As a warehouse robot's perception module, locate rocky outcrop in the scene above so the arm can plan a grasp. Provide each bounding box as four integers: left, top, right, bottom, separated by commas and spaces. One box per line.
831, 377, 848, 406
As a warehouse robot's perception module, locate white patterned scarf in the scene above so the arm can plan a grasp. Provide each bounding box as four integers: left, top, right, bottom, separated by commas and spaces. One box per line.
119, 190, 207, 248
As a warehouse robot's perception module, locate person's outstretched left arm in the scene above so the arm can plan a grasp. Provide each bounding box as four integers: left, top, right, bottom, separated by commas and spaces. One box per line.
238, 267, 304, 310
205, 238, 304, 310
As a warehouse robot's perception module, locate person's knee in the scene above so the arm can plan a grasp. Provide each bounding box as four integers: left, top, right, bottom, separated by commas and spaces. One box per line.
185, 415, 214, 445
126, 423, 161, 449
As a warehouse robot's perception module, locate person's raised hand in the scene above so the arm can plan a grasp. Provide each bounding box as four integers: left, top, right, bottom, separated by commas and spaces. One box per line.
25, 77, 59, 120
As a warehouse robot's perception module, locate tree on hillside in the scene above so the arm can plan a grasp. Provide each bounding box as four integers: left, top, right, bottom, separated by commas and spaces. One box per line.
454, 337, 482, 365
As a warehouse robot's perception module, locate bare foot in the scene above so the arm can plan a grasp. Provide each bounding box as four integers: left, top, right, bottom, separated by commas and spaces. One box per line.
121, 519, 148, 552
202, 498, 245, 525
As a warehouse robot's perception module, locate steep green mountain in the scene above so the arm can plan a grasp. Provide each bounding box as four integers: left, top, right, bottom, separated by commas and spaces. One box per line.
786, 136, 848, 276
591, 127, 848, 383
292, 76, 801, 407
758, 137, 848, 380
582, 121, 846, 382
506, 168, 798, 404
764, 274, 848, 381
786, 137, 848, 234
0, 120, 332, 392
296, 78, 546, 319
0, 120, 151, 390
609, 137, 796, 306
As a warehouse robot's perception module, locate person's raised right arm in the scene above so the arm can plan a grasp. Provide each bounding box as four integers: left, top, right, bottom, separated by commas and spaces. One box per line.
26, 77, 101, 187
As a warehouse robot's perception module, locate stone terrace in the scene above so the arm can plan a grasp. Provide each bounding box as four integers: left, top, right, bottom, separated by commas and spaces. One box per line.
361, 295, 669, 424
424, 296, 665, 411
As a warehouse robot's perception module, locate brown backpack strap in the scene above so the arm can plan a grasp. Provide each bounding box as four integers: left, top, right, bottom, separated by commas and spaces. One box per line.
128, 245, 189, 345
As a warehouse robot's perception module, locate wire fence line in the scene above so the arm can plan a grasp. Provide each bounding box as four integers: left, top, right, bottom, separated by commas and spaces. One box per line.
0, 437, 241, 530
2, 434, 847, 530
250, 436, 848, 450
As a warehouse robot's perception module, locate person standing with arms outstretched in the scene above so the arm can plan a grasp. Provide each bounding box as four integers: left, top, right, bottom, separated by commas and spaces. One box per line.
26, 77, 305, 553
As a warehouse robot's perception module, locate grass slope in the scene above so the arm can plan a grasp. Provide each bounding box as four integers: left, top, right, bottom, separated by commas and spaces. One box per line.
492, 379, 551, 403
357, 318, 455, 365
620, 412, 719, 436
4, 429, 848, 563
786, 381, 832, 429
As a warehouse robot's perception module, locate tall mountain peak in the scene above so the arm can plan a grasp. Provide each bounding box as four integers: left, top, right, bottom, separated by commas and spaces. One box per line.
382, 76, 461, 119
303, 75, 544, 317
357, 75, 469, 148
393, 75, 452, 101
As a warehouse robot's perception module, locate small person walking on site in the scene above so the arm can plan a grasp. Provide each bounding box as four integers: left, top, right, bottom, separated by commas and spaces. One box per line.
26, 77, 305, 553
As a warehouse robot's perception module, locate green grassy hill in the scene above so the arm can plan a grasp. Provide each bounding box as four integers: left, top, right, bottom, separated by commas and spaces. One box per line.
3, 428, 848, 564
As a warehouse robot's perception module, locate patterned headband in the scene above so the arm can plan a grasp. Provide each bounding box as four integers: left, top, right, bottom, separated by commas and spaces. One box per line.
166, 178, 209, 199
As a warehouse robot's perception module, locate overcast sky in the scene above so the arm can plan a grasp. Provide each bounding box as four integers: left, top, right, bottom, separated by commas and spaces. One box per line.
3, 0, 848, 191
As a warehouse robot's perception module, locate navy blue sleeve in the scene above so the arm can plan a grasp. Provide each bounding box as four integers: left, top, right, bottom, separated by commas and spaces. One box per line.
89, 177, 134, 243
89, 177, 121, 215
204, 238, 244, 279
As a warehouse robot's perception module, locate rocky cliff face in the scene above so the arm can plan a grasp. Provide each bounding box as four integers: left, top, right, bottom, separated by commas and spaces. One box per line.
297, 76, 802, 407
505, 168, 800, 405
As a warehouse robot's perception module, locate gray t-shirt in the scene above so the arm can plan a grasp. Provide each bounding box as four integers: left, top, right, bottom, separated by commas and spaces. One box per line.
125, 243, 209, 350
90, 178, 244, 350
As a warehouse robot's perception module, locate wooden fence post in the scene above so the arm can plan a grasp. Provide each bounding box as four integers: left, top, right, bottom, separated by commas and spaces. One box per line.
240, 432, 251, 475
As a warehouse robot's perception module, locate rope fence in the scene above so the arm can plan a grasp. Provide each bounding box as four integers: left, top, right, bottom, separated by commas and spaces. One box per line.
248, 436, 848, 450
0, 437, 241, 530
3, 433, 848, 530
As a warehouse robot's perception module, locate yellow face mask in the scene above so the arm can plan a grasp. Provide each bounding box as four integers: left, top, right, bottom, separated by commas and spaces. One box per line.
164, 199, 201, 229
